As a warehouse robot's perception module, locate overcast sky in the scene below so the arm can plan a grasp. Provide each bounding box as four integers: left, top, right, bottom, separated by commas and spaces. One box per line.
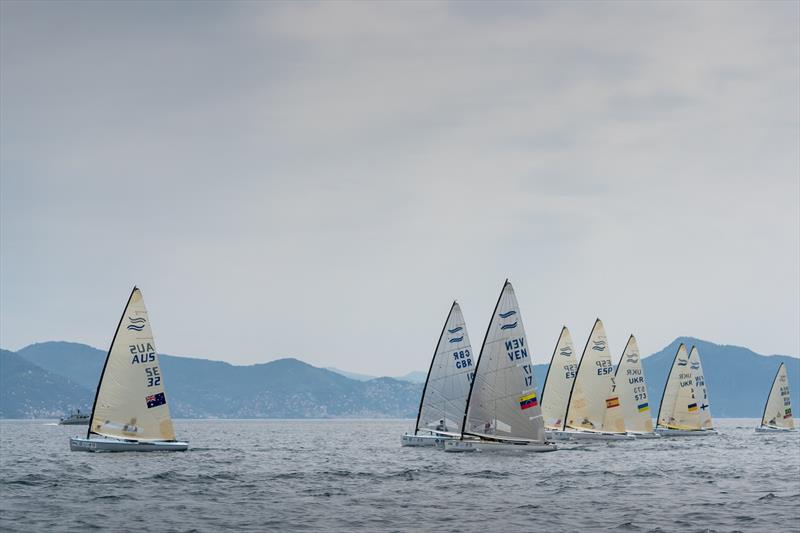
1, 1, 798, 375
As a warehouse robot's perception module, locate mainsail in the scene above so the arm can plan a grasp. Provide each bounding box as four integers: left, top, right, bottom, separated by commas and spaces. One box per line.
688, 346, 713, 429
461, 280, 545, 442
656, 344, 701, 430
88, 287, 176, 441
761, 363, 795, 430
614, 335, 653, 433
415, 302, 475, 436
564, 319, 625, 433
540, 327, 577, 430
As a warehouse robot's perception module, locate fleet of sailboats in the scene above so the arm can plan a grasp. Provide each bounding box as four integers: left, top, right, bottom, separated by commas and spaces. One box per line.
69, 287, 188, 452
756, 363, 795, 433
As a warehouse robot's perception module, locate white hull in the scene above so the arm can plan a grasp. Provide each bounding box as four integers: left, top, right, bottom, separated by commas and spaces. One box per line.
626, 431, 661, 439
70, 437, 188, 452
544, 429, 573, 441
755, 426, 796, 434
400, 433, 454, 447
443, 439, 557, 453
655, 427, 717, 437
561, 430, 635, 441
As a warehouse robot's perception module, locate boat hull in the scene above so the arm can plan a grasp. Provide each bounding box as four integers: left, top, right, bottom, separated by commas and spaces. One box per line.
544, 429, 572, 441
59, 418, 90, 426
400, 433, 454, 447
561, 430, 635, 441
443, 439, 557, 453
626, 431, 661, 439
69, 437, 189, 452
655, 428, 717, 437
755, 426, 796, 434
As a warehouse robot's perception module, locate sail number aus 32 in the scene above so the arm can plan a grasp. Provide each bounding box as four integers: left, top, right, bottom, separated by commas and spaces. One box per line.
145, 366, 161, 387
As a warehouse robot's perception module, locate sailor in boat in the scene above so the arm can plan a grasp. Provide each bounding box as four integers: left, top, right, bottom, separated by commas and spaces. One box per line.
581, 418, 595, 429
435, 419, 446, 432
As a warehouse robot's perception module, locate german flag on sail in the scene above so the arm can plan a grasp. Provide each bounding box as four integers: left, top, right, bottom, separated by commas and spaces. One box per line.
605, 397, 620, 408
519, 392, 538, 410
687, 402, 699, 412
637, 402, 649, 412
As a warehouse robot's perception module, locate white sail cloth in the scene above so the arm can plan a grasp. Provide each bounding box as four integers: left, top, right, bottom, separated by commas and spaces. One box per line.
761, 363, 795, 429
565, 319, 625, 433
541, 327, 577, 430
614, 335, 654, 433
688, 346, 713, 429
416, 302, 475, 436
89, 288, 176, 441
656, 344, 701, 430
462, 281, 545, 443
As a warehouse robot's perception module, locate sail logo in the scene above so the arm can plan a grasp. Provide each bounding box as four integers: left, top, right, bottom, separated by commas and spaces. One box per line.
448, 336, 464, 343
127, 316, 146, 331
779, 375, 787, 383
690, 362, 700, 370
498, 310, 517, 319
500, 321, 518, 330
677, 358, 688, 366
559, 346, 573, 357
626, 352, 639, 364
447, 327, 463, 334
145, 392, 167, 409
591, 340, 606, 352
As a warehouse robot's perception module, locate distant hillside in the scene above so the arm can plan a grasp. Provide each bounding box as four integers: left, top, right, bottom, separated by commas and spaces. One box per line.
0, 349, 92, 418
3, 338, 797, 419
9, 342, 422, 419
326, 367, 427, 384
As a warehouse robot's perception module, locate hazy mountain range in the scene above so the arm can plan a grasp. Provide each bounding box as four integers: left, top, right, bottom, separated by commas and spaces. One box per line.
1, 338, 797, 419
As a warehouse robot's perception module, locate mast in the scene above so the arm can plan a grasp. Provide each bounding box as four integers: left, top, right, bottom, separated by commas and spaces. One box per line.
414, 301, 457, 435
87, 286, 138, 438
540, 326, 567, 407
459, 279, 508, 438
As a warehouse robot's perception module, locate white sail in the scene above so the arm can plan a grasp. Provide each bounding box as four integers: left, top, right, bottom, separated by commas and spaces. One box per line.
416, 302, 475, 436
614, 335, 653, 433
462, 281, 544, 442
541, 327, 578, 430
761, 363, 795, 430
89, 287, 176, 441
688, 346, 713, 429
564, 319, 625, 433
656, 344, 701, 430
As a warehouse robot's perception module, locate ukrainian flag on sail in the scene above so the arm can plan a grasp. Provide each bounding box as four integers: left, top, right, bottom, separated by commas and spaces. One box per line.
637, 402, 649, 412
688, 402, 699, 412
519, 392, 538, 410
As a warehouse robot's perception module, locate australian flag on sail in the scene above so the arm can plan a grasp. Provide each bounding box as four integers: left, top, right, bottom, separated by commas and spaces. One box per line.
146, 392, 166, 409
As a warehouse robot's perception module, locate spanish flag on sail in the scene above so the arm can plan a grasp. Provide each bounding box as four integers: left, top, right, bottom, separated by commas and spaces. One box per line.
688, 402, 699, 412
519, 392, 538, 410
605, 396, 620, 408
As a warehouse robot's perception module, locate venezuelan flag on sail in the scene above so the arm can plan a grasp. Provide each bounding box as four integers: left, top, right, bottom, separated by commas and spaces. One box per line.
519, 392, 538, 410
688, 402, 699, 412
637, 402, 649, 412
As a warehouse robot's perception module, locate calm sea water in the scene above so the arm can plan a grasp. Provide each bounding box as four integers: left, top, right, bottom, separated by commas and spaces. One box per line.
1, 419, 798, 532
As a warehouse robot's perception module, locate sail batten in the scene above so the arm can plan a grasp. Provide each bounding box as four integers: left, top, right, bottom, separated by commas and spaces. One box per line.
415, 302, 475, 436
88, 287, 176, 442
461, 281, 545, 443
760, 363, 795, 430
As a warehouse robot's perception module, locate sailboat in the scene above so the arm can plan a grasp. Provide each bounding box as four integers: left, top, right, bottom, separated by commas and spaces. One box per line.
654, 343, 712, 436
70, 287, 188, 452
444, 280, 556, 452
756, 363, 795, 433
688, 346, 716, 433
402, 301, 475, 446
614, 335, 659, 438
562, 319, 634, 440
541, 327, 578, 440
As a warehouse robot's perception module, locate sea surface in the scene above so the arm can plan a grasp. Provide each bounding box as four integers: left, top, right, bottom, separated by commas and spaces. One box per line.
1, 419, 798, 532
